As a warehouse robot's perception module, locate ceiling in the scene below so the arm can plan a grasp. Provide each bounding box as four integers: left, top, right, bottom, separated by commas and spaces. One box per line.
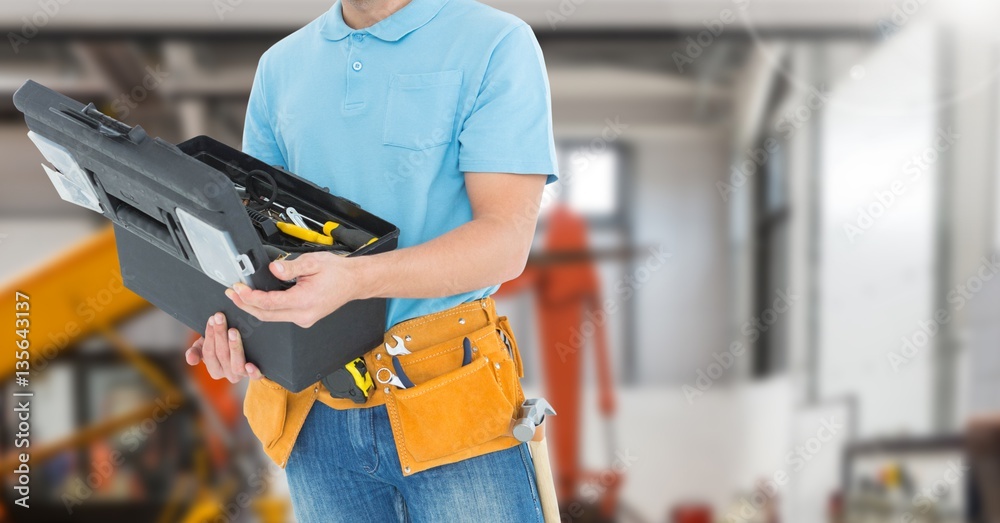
0, 0, 896, 32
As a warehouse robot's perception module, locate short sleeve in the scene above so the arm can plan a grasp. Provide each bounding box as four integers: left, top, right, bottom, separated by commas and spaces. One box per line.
242, 58, 286, 168
458, 24, 558, 183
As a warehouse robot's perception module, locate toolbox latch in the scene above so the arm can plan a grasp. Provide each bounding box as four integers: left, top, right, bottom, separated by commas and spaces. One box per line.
236, 254, 254, 277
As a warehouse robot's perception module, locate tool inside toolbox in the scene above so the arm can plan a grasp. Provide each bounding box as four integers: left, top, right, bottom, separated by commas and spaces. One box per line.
186, 150, 377, 262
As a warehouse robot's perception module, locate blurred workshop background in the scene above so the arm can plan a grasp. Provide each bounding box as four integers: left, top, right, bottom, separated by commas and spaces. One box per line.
1, 0, 1000, 522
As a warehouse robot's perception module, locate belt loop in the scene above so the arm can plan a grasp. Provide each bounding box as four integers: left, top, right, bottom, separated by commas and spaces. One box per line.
482, 297, 498, 324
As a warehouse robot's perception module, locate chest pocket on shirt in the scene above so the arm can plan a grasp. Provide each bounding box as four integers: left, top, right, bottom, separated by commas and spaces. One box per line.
383, 70, 463, 151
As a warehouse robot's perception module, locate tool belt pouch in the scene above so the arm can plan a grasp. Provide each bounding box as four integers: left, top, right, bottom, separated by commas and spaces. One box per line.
244, 377, 315, 466
384, 320, 525, 474
245, 378, 287, 450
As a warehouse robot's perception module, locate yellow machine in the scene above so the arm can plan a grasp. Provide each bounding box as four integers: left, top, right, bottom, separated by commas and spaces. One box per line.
0, 227, 290, 522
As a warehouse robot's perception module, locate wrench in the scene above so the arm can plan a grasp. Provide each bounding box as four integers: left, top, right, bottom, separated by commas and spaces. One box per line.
375, 356, 414, 389
376, 367, 407, 389
385, 335, 412, 356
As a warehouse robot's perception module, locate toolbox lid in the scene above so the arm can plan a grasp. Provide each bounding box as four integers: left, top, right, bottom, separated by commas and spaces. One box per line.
13, 80, 399, 292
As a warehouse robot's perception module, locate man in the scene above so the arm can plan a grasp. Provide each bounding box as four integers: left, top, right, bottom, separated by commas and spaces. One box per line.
184, 0, 557, 521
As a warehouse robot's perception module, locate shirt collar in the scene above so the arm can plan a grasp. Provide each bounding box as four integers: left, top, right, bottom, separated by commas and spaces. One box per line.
319, 0, 450, 42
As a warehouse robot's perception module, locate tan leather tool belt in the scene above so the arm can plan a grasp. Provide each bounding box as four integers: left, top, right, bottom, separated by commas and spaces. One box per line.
243, 297, 526, 475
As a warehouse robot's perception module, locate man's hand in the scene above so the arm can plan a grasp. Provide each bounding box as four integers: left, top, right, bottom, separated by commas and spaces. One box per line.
226, 252, 362, 328
221, 173, 545, 330
185, 312, 263, 383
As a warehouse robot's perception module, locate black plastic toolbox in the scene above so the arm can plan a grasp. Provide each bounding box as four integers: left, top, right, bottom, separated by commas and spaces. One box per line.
13, 80, 399, 391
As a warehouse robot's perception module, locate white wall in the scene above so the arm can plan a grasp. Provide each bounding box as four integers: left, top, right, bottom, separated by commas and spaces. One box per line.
817, 21, 940, 438
524, 378, 797, 522
631, 130, 733, 385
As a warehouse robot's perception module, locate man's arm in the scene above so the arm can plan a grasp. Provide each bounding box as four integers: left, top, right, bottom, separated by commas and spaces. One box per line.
359, 172, 548, 299
187, 172, 545, 382
225, 172, 547, 327
188, 22, 555, 383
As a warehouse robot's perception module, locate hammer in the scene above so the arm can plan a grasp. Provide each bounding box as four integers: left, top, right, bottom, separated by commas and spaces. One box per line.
514, 398, 560, 522
512, 398, 556, 442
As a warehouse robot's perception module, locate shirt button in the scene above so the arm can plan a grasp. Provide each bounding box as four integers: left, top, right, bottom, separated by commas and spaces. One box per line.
353, 33, 364, 41
352, 61, 363, 71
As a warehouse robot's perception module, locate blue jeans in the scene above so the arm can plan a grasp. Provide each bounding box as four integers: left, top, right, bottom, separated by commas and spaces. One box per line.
285, 403, 543, 523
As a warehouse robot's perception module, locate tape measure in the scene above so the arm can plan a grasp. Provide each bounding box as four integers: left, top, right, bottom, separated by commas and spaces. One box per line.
322, 357, 374, 404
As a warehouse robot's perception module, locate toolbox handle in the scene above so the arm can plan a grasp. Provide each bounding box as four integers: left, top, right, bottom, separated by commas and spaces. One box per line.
115, 202, 179, 256
53, 103, 149, 145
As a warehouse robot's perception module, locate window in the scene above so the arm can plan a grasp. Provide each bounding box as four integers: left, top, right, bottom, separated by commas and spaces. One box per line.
542, 142, 623, 222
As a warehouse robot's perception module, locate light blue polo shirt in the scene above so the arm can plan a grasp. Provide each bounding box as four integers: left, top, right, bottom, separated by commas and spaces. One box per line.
242, 0, 558, 328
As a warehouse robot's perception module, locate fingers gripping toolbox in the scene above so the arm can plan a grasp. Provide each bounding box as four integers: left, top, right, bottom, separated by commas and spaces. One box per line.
13, 80, 400, 391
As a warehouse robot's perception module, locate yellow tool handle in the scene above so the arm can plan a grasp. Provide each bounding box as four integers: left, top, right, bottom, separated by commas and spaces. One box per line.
275, 222, 333, 245
322, 222, 378, 247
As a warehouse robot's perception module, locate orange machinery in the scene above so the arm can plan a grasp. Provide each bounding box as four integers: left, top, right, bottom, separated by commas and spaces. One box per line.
498, 205, 621, 522
0, 214, 622, 521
